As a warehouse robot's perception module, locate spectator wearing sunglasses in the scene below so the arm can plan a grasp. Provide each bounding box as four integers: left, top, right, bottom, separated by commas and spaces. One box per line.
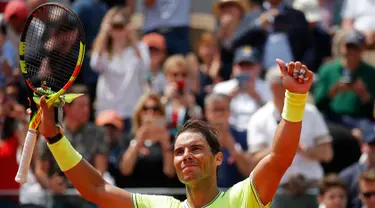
340, 124, 375, 208
359, 169, 375, 208
91, 7, 151, 133
116, 93, 182, 188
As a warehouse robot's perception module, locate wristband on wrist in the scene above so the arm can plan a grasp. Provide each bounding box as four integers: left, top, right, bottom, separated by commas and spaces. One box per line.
47, 136, 83, 172
45, 126, 64, 144
281, 90, 308, 122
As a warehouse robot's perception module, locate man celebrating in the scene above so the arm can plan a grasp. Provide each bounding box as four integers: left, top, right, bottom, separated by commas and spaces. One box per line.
32, 59, 313, 208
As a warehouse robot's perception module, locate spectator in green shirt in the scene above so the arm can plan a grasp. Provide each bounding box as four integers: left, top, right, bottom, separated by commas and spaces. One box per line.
314, 30, 375, 127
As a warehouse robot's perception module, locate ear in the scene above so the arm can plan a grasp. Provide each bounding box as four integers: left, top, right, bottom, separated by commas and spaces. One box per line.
215, 152, 223, 166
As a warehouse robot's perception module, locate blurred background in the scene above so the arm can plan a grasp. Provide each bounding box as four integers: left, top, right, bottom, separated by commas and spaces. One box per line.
1, 0, 375, 207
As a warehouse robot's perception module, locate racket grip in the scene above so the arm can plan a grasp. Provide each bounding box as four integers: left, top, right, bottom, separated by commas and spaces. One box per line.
15, 130, 38, 184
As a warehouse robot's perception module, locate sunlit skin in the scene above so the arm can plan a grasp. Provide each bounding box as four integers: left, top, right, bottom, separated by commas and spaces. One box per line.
173, 132, 223, 184
173, 132, 223, 206
34, 59, 314, 208
318, 187, 347, 208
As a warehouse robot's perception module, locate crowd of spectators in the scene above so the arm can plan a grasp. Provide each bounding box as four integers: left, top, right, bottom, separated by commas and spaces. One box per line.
1, 0, 375, 207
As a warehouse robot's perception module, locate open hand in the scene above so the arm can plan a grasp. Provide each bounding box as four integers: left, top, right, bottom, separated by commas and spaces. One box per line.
276, 59, 314, 94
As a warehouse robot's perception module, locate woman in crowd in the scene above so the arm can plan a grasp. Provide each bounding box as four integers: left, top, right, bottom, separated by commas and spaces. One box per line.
117, 93, 181, 188
90, 6, 150, 133
161, 55, 202, 136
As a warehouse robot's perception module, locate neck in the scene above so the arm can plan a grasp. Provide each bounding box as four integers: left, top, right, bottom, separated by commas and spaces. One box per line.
112, 39, 128, 54
64, 117, 83, 133
185, 178, 220, 208
342, 58, 361, 71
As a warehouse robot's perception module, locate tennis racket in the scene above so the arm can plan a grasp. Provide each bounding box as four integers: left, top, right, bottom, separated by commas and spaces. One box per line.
15, 3, 85, 184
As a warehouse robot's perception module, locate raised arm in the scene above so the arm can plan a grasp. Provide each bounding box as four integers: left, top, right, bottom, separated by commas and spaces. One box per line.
37, 96, 133, 208
252, 60, 314, 205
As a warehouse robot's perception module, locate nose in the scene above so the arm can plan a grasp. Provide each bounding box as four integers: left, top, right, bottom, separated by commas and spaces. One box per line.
182, 150, 193, 162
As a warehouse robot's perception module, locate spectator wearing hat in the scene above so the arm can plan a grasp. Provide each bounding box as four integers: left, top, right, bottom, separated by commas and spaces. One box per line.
213, 0, 267, 81
340, 123, 375, 208
293, 0, 332, 72
95, 109, 125, 186
247, 65, 333, 208
142, 32, 167, 95
213, 46, 271, 138
314, 30, 375, 128
2, 0, 29, 54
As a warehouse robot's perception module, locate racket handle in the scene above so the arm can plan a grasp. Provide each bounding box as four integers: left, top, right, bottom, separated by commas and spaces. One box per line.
15, 130, 38, 184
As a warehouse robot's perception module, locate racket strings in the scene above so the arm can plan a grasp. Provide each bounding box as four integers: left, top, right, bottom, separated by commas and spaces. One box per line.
23, 4, 83, 92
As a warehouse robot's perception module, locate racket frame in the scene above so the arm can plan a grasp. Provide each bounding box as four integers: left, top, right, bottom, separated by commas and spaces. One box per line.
15, 2, 86, 184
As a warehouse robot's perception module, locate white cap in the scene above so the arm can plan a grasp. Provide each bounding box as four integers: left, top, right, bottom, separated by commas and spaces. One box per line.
293, 0, 322, 23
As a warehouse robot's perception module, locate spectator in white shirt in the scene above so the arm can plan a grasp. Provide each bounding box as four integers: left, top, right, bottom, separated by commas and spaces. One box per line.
213, 46, 272, 135
90, 7, 150, 133
247, 65, 333, 208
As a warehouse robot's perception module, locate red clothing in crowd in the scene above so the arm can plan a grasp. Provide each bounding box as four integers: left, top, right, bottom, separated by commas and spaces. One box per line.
0, 134, 20, 191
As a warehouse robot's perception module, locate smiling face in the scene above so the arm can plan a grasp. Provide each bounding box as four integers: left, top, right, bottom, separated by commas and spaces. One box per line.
173, 131, 223, 185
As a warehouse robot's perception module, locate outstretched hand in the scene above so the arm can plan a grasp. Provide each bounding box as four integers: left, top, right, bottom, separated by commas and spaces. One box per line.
276, 59, 314, 94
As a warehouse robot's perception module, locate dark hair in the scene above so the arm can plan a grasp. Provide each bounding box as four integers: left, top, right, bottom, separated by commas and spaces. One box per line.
319, 173, 347, 196
175, 119, 221, 155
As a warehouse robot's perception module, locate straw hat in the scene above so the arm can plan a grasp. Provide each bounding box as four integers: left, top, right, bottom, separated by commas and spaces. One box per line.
212, 0, 249, 17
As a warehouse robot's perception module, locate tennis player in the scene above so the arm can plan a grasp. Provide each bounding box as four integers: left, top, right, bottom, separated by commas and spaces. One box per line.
34, 59, 313, 208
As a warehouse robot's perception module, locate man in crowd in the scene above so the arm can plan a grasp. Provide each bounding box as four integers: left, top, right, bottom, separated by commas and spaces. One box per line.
213, 46, 271, 140
204, 93, 253, 187
314, 30, 375, 127
340, 125, 375, 208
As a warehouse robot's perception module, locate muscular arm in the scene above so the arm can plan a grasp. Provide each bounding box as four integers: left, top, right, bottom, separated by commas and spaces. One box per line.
253, 120, 302, 204
65, 159, 133, 208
